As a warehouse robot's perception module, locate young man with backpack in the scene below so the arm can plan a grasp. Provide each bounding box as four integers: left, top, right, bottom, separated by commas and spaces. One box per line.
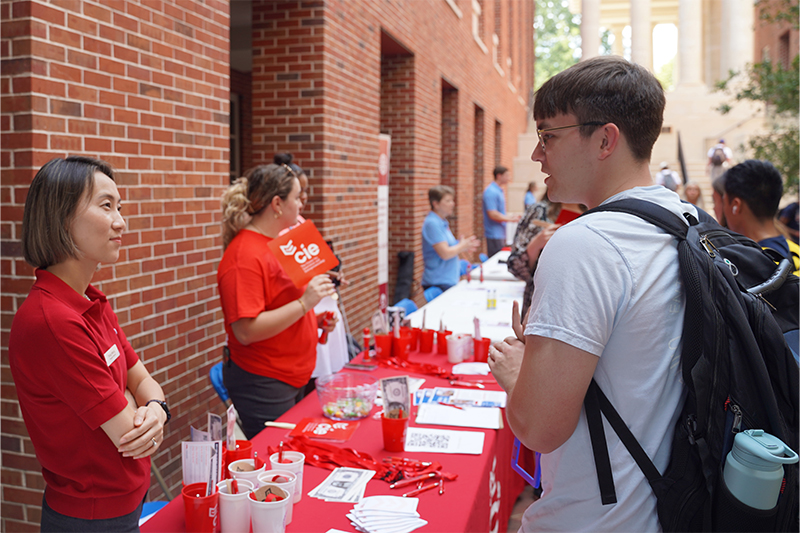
489, 55, 691, 531
489, 56, 798, 531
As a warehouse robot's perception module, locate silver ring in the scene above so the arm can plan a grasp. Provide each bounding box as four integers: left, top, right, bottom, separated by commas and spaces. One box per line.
151, 438, 158, 448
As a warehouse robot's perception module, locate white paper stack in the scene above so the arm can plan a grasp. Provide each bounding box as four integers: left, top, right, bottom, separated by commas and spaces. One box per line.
308, 467, 375, 503
347, 495, 428, 533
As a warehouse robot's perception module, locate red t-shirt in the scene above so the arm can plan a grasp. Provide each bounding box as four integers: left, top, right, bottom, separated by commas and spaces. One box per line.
8, 270, 149, 519
217, 229, 317, 387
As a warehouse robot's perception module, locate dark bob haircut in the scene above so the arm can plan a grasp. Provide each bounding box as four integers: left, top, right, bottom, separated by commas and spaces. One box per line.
22, 156, 115, 269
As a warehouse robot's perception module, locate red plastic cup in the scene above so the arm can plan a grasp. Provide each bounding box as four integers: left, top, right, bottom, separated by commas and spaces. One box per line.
182, 482, 219, 533
436, 330, 453, 355
473, 337, 491, 362
392, 331, 412, 361
222, 440, 253, 479
381, 414, 409, 452
403, 327, 419, 352
418, 329, 435, 353
374, 334, 393, 360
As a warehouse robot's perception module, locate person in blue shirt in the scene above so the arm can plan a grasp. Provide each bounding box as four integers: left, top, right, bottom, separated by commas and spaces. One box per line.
483, 166, 521, 257
524, 181, 539, 208
422, 186, 480, 292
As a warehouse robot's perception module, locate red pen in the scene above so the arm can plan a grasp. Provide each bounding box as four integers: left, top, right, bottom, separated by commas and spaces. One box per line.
319, 311, 334, 344
389, 472, 437, 489
403, 480, 442, 498
437, 401, 464, 410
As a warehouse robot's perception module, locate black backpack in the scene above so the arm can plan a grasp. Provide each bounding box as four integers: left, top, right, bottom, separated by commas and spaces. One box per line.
711, 147, 726, 166
581, 199, 799, 532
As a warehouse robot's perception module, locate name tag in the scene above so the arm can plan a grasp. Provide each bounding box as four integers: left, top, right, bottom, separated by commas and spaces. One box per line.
104, 344, 120, 367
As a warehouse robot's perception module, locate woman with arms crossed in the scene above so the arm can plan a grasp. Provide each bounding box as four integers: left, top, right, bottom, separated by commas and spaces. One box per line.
218, 164, 337, 439
9, 157, 169, 532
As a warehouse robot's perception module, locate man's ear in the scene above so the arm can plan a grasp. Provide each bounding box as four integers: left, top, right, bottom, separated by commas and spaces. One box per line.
597, 123, 620, 160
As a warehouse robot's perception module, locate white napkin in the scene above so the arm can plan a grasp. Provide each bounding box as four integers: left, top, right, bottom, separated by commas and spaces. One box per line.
451, 362, 491, 375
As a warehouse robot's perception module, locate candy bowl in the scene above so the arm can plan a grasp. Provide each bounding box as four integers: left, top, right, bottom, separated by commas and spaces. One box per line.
316, 373, 379, 421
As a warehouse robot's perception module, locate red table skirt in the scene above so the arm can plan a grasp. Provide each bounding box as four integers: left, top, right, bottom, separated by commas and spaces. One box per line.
142, 349, 528, 532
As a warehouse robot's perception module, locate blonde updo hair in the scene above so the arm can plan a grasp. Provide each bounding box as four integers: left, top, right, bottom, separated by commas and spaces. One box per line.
221, 163, 296, 249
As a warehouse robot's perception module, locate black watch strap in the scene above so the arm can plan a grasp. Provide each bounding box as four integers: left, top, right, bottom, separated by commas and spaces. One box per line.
146, 399, 171, 423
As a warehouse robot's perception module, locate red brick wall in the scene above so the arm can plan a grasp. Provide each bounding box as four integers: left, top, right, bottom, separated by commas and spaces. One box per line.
1, 1, 230, 529
248, 0, 532, 314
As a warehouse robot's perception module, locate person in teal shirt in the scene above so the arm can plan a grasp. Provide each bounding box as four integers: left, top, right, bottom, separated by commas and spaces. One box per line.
483, 166, 520, 257
422, 186, 480, 291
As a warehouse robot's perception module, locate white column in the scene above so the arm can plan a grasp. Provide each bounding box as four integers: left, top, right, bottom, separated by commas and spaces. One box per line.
630, 0, 652, 70
720, 0, 754, 75
610, 24, 625, 57
678, 0, 703, 86
581, 0, 601, 60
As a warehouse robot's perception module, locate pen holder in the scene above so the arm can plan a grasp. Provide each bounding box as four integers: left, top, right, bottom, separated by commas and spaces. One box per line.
446, 334, 472, 364
436, 330, 453, 355
182, 482, 219, 533
222, 440, 253, 479
473, 337, 491, 362
392, 331, 412, 361
407, 327, 420, 351
374, 334, 393, 360
418, 329, 435, 353
381, 413, 409, 452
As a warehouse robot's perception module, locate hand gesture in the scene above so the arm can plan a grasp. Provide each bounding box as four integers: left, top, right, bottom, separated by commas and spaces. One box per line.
488, 336, 526, 394
526, 223, 560, 259
117, 402, 166, 459
511, 300, 525, 343
460, 235, 480, 253
317, 310, 338, 332
302, 274, 336, 310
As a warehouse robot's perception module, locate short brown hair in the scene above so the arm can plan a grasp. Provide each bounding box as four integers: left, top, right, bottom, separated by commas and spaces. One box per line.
428, 185, 455, 209
22, 156, 115, 269
533, 56, 665, 162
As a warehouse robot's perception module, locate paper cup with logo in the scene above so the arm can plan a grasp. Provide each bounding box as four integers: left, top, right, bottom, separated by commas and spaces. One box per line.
269, 451, 305, 503
248, 484, 289, 533
228, 458, 265, 489
182, 482, 219, 533
257, 470, 297, 524
216, 479, 254, 533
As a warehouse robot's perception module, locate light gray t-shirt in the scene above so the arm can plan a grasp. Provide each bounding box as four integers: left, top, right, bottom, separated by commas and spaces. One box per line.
521, 186, 694, 532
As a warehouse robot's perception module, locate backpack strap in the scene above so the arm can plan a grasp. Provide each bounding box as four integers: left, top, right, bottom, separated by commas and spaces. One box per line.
581, 199, 710, 505
584, 380, 663, 497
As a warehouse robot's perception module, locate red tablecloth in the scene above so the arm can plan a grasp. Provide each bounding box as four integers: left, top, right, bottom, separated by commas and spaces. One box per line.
141, 349, 527, 532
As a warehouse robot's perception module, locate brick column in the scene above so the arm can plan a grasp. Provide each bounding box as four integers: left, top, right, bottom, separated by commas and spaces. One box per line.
1, 1, 231, 528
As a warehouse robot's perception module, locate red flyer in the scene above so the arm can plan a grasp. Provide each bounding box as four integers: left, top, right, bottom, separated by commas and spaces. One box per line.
267, 220, 340, 287
288, 418, 360, 442
555, 209, 581, 226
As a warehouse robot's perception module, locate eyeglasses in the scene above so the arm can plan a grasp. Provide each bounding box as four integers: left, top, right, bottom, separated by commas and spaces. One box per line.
536, 122, 607, 152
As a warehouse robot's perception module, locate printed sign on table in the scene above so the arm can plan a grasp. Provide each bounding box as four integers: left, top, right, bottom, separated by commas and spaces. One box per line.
267, 220, 339, 287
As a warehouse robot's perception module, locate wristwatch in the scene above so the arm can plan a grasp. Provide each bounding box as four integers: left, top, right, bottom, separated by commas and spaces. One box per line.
146, 399, 171, 423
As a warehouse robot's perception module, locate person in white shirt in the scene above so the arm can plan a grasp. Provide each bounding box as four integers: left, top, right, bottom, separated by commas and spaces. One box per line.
488, 56, 689, 532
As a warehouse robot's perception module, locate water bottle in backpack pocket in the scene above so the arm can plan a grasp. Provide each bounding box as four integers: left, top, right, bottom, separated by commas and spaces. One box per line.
714, 430, 798, 531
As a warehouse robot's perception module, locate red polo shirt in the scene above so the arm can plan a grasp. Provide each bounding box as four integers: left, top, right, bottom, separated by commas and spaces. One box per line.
217, 229, 317, 387
9, 270, 149, 519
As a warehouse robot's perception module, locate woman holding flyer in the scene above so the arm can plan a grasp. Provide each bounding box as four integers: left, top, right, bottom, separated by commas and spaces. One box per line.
219, 163, 337, 438
9, 156, 168, 532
